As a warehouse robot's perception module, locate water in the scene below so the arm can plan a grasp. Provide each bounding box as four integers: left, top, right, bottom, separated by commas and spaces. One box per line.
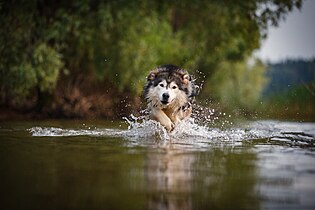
0, 118, 315, 210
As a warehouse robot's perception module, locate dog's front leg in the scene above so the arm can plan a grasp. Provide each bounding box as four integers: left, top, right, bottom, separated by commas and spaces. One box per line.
168, 106, 192, 125
150, 108, 174, 131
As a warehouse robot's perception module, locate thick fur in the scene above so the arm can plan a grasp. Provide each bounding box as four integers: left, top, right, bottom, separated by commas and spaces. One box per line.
144, 64, 197, 131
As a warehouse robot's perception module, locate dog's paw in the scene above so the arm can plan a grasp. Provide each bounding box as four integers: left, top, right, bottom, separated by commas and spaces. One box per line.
165, 122, 175, 132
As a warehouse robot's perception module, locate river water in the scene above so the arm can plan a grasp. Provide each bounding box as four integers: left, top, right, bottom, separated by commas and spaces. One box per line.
0, 118, 314, 210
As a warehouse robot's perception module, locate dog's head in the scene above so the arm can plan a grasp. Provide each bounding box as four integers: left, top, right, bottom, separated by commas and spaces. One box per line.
144, 65, 197, 108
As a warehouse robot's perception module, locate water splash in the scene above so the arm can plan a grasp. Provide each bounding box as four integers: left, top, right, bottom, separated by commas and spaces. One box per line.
28, 114, 315, 148
122, 114, 170, 140
29, 126, 122, 137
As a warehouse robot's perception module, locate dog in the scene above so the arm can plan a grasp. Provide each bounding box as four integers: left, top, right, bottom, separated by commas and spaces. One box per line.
144, 64, 198, 131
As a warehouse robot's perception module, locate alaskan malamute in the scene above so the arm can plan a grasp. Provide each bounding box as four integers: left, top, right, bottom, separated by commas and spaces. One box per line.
144, 65, 198, 131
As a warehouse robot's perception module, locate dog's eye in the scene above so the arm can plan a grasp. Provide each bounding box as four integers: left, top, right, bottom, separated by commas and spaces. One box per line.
159, 83, 164, 87
172, 86, 177, 89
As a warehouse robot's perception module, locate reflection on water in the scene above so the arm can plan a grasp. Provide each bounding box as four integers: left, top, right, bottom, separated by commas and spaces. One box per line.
192, 147, 260, 210
146, 148, 195, 210
0, 120, 314, 210
145, 145, 261, 210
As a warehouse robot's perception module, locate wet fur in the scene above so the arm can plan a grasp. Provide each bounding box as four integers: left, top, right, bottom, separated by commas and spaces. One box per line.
144, 65, 197, 131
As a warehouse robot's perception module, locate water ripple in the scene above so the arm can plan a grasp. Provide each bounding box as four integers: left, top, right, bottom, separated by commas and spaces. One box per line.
28, 118, 315, 148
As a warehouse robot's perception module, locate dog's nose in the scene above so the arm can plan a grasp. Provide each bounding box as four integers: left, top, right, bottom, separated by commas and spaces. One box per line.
162, 93, 169, 100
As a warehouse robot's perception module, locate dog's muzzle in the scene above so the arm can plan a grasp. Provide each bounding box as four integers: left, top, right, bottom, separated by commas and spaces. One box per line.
161, 93, 170, 104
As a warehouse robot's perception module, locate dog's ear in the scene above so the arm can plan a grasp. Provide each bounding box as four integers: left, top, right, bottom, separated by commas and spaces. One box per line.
147, 71, 156, 81
182, 74, 190, 84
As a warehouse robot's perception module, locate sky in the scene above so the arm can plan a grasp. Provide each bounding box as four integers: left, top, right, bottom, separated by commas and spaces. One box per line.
255, 0, 315, 62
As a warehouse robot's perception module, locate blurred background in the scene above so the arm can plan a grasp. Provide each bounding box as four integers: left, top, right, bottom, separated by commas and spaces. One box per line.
0, 0, 314, 121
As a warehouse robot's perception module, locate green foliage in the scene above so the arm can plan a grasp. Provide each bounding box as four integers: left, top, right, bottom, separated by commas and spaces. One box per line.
262, 83, 315, 120
261, 59, 315, 120
0, 43, 64, 104
268, 84, 314, 105
208, 59, 267, 111
0, 0, 302, 111
0, 0, 64, 104
33, 43, 64, 93
263, 58, 315, 96
5, 63, 37, 103
104, 12, 188, 93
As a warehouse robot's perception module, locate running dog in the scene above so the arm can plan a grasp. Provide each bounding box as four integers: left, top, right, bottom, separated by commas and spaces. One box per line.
144, 65, 198, 131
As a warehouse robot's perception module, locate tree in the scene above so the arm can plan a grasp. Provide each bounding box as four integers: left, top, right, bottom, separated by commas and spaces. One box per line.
0, 0, 303, 116
208, 59, 267, 111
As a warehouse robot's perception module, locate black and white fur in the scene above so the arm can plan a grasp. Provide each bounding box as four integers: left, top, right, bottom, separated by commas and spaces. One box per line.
144, 65, 198, 131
